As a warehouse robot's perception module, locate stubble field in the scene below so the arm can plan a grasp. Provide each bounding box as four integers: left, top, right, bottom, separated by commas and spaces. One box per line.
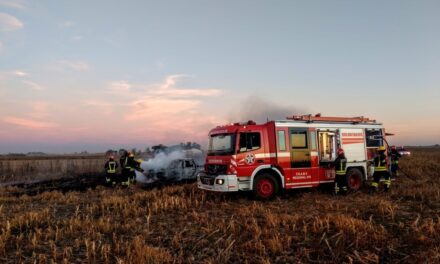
0, 148, 439, 263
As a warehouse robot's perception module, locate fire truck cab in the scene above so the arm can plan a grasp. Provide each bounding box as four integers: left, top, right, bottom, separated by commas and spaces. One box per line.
197, 115, 387, 199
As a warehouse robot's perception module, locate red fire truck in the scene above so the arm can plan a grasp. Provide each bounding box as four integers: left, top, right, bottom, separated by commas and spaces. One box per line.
197, 114, 388, 199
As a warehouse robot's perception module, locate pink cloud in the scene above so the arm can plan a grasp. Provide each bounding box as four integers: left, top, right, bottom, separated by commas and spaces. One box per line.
126, 97, 200, 121
82, 100, 119, 115
3, 116, 58, 129
1, 74, 226, 149
108, 80, 131, 93
154, 75, 221, 97
28, 101, 50, 119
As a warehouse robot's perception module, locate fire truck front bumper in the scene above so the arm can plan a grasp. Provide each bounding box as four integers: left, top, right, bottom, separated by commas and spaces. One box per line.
197, 172, 240, 192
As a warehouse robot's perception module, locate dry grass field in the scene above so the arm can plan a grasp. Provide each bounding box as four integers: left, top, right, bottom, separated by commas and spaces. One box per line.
0, 155, 106, 184
0, 148, 439, 263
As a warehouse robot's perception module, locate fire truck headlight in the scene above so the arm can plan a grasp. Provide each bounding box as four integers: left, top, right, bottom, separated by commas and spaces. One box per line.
215, 179, 224, 185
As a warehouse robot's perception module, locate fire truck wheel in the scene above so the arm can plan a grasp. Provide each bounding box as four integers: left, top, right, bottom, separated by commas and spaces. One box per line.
253, 173, 279, 200
346, 168, 364, 191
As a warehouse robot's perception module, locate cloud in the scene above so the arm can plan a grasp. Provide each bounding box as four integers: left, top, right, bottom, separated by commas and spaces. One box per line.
151, 75, 221, 97
28, 101, 50, 119
2, 74, 223, 148
126, 97, 201, 121
153, 87, 221, 98
58, 60, 90, 71
108, 80, 131, 93
0, 12, 23, 31
0, 70, 29, 80
13, 70, 28, 76
107, 75, 222, 119
0, 41, 3, 52
82, 100, 118, 115
158, 74, 190, 90
0, 0, 25, 9
102, 75, 224, 143
3, 116, 58, 129
22, 80, 44, 91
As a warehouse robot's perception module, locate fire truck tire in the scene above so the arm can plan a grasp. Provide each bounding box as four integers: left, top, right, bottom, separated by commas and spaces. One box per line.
253, 173, 279, 200
346, 168, 364, 191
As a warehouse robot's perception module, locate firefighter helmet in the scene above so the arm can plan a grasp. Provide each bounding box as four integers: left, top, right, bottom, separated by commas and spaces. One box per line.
337, 148, 344, 155
378, 146, 386, 151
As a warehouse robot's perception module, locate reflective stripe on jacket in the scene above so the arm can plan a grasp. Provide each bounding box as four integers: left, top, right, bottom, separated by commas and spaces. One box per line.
122, 157, 132, 170
336, 158, 347, 175
107, 161, 117, 173
374, 155, 387, 172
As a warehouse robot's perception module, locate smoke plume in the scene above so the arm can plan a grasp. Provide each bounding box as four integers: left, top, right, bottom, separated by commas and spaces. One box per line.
228, 95, 308, 123
135, 148, 204, 183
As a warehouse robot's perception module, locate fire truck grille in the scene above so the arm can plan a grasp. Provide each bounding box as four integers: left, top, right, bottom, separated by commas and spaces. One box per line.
206, 164, 227, 175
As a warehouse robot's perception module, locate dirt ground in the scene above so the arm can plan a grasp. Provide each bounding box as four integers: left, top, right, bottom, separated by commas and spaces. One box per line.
0, 148, 439, 263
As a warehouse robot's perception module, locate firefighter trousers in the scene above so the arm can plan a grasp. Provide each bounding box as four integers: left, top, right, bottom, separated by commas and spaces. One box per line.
372, 171, 391, 191
391, 164, 399, 177
334, 174, 348, 194
105, 173, 117, 185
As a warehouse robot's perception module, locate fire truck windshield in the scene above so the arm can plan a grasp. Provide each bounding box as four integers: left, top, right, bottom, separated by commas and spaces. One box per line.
207, 134, 236, 156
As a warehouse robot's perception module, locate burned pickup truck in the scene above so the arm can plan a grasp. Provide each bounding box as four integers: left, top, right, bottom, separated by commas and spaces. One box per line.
143, 158, 201, 183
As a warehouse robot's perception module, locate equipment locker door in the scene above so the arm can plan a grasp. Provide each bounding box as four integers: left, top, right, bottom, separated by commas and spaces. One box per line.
287, 128, 319, 187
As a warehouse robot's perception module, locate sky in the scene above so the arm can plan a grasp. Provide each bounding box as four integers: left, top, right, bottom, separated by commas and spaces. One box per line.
0, 0, 439, 153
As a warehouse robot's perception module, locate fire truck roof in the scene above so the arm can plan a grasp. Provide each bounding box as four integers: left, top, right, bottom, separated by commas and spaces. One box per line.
276, 114, 383, 128
286, 114, 377, 124
209, 115, 384, 135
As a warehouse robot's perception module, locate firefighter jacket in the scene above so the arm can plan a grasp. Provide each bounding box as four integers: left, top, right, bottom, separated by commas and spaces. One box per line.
333, 155, 347, 175
120, 155, 130, 170
120, 155, 125, 168
374, 153, 387, 172
105, 160, 118, 174
127, 156, 142, 172
390, 150, 401, 165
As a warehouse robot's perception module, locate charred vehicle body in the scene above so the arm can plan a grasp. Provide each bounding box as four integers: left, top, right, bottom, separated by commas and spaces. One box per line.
143, 158, 200, 182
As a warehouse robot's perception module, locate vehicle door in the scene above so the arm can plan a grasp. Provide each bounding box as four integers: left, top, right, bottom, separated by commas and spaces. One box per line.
234, 130, 265, 177
288, 128, 319, 187
167, 160, 182, 180
183, 160, 197, 179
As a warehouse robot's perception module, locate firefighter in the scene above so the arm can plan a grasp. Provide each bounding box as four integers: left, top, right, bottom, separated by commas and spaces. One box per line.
371, 146, 391, 192
119, 150, 127, 169
127, 154, 145, 184
120, 151, 132, 186
333, 148, 348, 195
390, 145, 401, 178
127, 152, 136, 185
104, 155, 118, 186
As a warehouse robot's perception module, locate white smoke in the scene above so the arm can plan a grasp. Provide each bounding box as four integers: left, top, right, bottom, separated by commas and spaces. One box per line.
135, 150, 185, 183
135, 170, 153, 183
141, 150, 186, 172
135, 148, 204, 183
